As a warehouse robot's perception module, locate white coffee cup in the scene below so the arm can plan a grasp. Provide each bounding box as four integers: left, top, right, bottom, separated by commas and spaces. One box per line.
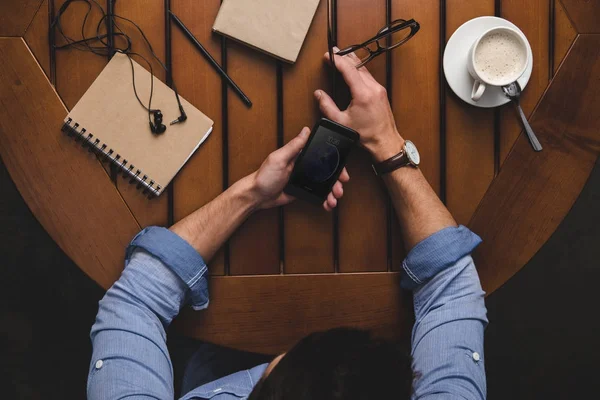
467, 26, 529, 102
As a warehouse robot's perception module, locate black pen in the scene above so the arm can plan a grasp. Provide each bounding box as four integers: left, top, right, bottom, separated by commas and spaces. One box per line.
169, 11, 252, 108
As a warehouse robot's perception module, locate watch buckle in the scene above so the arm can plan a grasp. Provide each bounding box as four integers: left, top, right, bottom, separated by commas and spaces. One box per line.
371, 164, 379, 176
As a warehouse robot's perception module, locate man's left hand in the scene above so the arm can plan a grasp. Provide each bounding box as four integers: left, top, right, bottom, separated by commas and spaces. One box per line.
250, 127, 349, 211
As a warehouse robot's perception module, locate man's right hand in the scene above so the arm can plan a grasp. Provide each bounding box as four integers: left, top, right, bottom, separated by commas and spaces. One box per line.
314, 50, 405, 163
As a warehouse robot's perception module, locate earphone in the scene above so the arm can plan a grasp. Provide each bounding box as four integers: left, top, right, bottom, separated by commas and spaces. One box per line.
150, 110, 166, 134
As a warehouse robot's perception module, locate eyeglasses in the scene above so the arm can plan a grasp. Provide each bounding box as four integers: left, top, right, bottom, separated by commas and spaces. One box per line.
327, 0, 420, 69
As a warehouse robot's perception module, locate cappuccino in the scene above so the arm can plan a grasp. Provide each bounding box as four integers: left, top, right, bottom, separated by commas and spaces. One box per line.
474, 31, 527, 84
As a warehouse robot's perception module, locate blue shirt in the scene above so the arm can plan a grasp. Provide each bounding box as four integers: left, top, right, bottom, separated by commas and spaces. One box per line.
88, 225, 487, 399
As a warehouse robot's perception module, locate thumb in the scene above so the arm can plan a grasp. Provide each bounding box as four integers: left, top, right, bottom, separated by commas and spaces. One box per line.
314, 90, 344, 122
276, 127, 311, 163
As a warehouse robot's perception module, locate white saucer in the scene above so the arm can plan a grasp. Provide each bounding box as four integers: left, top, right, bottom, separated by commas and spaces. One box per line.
443, 16, 533, 108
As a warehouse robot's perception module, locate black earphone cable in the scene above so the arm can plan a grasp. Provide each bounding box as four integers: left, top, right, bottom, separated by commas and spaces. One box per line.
106, 12, 186, 122
124, 51, 156, 127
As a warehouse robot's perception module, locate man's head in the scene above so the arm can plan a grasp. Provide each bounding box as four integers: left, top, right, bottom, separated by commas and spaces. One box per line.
248, 328, 413, 399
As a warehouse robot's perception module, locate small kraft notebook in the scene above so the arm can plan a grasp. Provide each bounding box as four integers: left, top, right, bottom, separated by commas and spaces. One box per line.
62, 52, 213, 197
212, 0, 320, 63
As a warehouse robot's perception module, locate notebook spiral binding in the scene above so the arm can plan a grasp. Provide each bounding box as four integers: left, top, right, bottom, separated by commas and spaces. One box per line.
61, 118, 162, 197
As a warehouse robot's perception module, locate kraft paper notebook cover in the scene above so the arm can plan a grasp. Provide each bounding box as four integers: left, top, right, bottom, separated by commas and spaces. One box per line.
62, 52, 213, 196
212, 0, 320, 63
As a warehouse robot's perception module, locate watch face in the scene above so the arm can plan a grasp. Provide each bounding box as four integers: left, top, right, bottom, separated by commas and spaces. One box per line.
405, 140, 420, 165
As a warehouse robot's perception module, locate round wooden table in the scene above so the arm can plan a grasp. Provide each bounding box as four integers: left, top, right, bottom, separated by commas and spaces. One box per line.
1, 0, 599, 354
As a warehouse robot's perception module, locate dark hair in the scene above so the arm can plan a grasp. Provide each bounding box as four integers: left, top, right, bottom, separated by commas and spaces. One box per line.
248, 328, 413, 400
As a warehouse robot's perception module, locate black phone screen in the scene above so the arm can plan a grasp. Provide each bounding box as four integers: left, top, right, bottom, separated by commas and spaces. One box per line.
286, 119, 358, 203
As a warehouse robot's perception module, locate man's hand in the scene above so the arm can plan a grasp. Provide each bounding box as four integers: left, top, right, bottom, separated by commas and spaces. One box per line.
315, 50, 404, 163
250, 127, 349, 212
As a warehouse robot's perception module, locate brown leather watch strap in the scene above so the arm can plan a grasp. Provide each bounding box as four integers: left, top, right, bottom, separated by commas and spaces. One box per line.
372, 149, 410, 176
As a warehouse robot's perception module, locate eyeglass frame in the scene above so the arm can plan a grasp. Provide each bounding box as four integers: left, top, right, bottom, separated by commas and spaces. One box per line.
327, 0, 420, 69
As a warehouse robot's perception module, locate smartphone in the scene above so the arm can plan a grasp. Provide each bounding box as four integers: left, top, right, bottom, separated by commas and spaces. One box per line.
284, 118, 359, 204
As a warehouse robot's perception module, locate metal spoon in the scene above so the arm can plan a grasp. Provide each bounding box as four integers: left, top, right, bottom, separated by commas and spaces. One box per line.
502, 81, 543, 152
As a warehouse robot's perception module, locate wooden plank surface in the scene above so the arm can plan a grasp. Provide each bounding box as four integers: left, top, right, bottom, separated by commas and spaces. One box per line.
391, 0, 441, 194
282, 1, 334, 274
471, 35, 600, 294
390, 0, 440, 268
24, 0, 50, 78
112, 0, 165, 81
560, 0, 600, 33
499, 0, 550, 164
0, 38, 140, 290
445, 0, 496, 227
337, 0, 389, 272
227, 43, 280, 275
173, 272, 410, 354
0, 0, 43, 36
554, 0, 577, 75
53, 0, 107, 110
171, 0, 225, 275
111, 0, 169, 228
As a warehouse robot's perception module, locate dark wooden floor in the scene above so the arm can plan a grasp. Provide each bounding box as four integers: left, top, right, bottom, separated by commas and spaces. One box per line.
484, 157, 600, 398
1, 154, 599, 399
0, 157, 103, 399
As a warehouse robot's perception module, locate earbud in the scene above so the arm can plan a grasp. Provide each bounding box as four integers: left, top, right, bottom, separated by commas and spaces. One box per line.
150, 110, 166, 134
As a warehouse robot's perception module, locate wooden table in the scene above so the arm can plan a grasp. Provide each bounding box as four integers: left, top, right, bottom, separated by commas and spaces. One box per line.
1, 0, 599, 354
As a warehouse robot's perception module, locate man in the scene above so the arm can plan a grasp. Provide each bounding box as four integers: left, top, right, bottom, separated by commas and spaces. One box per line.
88, 51, 487, 399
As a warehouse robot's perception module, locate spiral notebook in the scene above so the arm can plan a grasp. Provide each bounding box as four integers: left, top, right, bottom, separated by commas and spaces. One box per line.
62, 52, 213, 197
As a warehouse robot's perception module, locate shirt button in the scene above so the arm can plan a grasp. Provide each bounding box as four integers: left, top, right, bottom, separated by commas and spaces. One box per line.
472, 352, 481, 362
95, 360, 104, 369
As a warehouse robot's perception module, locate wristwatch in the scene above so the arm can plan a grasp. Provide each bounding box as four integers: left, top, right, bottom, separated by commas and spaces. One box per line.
372, 140, 420, 176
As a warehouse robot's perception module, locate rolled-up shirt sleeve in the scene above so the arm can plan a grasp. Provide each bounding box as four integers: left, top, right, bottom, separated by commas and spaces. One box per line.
402, 226, 488, 400
88, 227, 209, 400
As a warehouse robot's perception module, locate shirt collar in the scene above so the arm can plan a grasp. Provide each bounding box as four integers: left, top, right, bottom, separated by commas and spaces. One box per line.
181, 363, 268, 399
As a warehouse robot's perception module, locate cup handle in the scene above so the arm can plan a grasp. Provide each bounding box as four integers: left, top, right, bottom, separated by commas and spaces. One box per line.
471, 80, 486, 101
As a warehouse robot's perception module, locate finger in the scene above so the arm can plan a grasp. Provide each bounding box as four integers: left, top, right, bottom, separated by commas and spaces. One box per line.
273, 127, 310, 163
323, 200, 333, 212
278, 193, 296, 206
327, 192, 338, 209
334, 46, 379, 86
338, 168, 350, 183
344, 52, 378, 84
314, 90, 344, 122
345, 50, 362, 65
332, 181, 343, 199
324, 51, 367, 98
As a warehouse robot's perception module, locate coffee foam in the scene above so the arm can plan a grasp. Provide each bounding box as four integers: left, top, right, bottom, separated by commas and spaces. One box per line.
474, 32, 527, 84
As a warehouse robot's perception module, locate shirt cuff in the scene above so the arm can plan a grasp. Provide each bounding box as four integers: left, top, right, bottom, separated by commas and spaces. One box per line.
126, 226, 209, 310
401, 225, 482, 290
